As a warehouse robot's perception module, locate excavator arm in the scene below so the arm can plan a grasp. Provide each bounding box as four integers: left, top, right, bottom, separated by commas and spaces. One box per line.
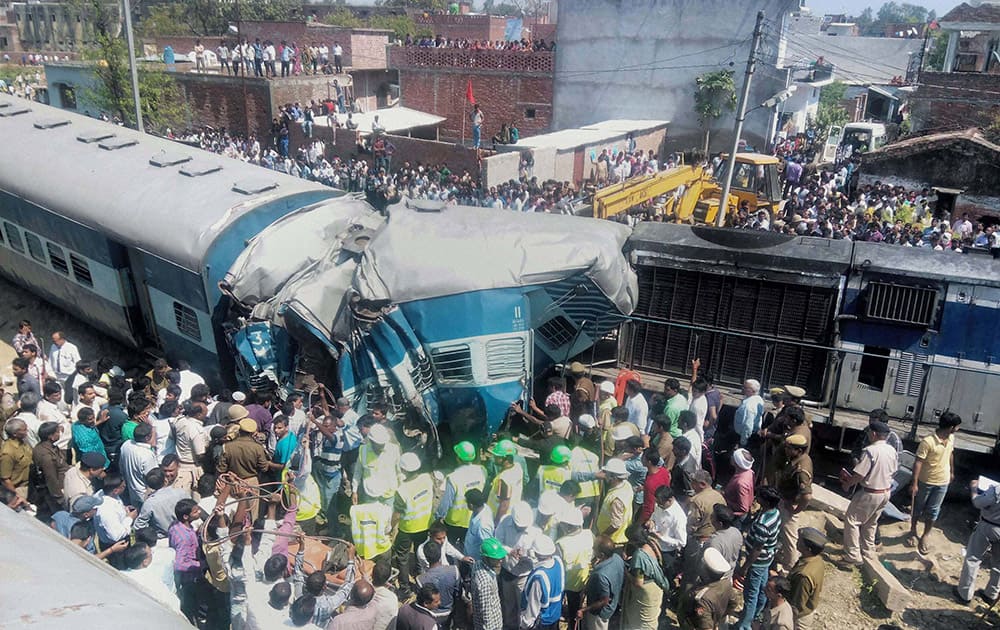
593, 165, 709, 219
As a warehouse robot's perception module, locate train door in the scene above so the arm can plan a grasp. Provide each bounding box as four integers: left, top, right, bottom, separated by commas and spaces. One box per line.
838, 343, 893, 412
124, 249, 162, 350
882, 351, 927, 420
103, 241, 157, 349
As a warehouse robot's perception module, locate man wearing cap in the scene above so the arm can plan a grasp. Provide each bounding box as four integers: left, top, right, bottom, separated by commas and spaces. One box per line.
352, 422, 401, 506
392, 452, 434, 588
679, 547, 739, 630
776, 433, 812, 570
567, 425, 602, 523
436, 441, 487, 544
788, 527, 827, 629
496, 500, 543, 630
556, 505, 593, 623
725, 448, 756, 529
538, 445, 572, 498
63, 451, 107, 510
52, 494, 102, 546
596, 380, 617, 441
838, 420, 898, 568
216, 411, 270, 519
488, 439, 524, 522
603, 406, 639, 458
596, 458, 633, 545
520, 535, 564, 630
470, 538, 506, 630
569, 362, 596, 421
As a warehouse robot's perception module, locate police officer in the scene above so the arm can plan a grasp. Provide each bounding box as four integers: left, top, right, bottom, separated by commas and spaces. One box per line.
393, 452, 434, 588
595, 459, 633, 545
436, 440, 487, 546
956, 478, 1000, 605
776, 433, 812, 570
838, 421, 898, 568
788, 527, 827, 629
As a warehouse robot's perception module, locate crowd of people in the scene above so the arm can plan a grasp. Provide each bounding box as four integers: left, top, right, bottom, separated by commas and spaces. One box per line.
186, 38, 346, 77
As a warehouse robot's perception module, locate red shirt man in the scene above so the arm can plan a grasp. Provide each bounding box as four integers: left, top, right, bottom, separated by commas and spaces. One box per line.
640, 447, 671, 523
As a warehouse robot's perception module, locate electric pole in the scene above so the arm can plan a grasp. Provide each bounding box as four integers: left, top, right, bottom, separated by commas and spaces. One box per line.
122, 0, 143, 133
715, 10, 765, 227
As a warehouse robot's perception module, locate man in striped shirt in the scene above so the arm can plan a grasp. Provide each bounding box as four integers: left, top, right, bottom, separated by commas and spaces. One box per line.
735, 486, 783, 630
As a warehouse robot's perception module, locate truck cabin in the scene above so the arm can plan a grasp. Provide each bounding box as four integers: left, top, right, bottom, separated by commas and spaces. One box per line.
713, 154, 783, 212
840, 123, 887, 155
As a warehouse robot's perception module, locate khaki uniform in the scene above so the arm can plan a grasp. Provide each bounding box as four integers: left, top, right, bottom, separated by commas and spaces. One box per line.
777, 453, 813, 568
217, 435, 269, 518
679, 577, 739, 629
0, 438, 32, 498
788, 554, 825, 630
688, 487, 726, 539
843, 440, 898, 564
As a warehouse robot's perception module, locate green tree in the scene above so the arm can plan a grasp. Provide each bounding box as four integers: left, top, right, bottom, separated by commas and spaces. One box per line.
322, 8, 364, 28
693, 70, 736, 151
77, 0, 188, 132
141, 0, 303, 37
377, 0, 447, 11
925, 29, 949, 72
813, 81, 850, 137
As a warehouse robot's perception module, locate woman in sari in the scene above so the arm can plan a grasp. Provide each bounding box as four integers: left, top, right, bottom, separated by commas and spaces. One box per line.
622, 525, 672, 629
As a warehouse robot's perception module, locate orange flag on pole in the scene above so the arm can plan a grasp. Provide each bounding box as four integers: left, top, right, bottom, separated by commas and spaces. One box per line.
465, 79, 476, 105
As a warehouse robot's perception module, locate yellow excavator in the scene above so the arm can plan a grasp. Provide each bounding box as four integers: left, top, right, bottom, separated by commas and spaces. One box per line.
591, 153, 785, 224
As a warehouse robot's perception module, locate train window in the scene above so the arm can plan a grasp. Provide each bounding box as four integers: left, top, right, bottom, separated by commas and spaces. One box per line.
857, 345, 891, 391
69, 253, 92, 287
430, 344, 473, 383
24, 233, 46, 263
173, 302, 202, 341
47, 243, 69, 275
4, 222, 24, 253
537, 315, 578, 349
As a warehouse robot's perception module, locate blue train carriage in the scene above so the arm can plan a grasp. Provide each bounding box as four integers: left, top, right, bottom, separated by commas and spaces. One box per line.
222, 198, 638, 440
837, 241, 1000, 437
621, 223, 853, 398
0, 98, 340, 381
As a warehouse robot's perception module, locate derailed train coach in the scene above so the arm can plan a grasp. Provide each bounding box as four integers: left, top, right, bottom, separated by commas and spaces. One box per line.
622, 222, 1000, 444
221, 199, 638, 439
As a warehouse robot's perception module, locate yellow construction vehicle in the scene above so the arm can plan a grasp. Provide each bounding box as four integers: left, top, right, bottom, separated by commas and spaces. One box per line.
591, 152, 784, 224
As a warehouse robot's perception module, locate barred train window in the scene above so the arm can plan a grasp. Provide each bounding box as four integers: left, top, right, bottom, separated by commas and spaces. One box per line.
173, 301, 201, 341
4, 222, 23, 253
47, 242, 69, 275
25, 232, 46, 263
69, 253, 92, 287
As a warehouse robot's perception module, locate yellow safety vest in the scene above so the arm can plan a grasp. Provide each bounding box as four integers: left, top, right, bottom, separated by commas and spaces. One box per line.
570, 447, 600, 498
397, 473, 434, 534
487, 465, 523, 514
537, 465, 571, 496
557, 529, 595, 592
596, 482, 634, 544
282, 468, 322, 522
444, 464, 487, 527
359, 442, 400, 500
350, 502, 393, 559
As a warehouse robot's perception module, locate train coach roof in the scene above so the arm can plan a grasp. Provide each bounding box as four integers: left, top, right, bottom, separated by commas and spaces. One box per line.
627, 222, 854, 279
0, 99, 338, 272
853, 240, 1000, 285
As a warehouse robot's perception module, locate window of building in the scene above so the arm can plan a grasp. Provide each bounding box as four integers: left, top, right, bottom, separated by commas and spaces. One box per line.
0, 37, 8, 49
173, 302, 201, 341
525, 108, 537, 119
4, 222, 24, 253
24, 232, 46, 263
47, 242, 68, 275
857, 345, 891, 391
58, 84, 77, 110
69, 253, 92, 287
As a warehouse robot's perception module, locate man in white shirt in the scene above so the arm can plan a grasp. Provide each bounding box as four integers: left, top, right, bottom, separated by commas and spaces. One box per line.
21, 344, 53, 383
13, 393, 42, 447
48, 331, 81, 383
122, 534, 179, 613
416, 522, 470, 573
37, 380, 70, 427
94, 473, 137, 545
119, 424, 159, 506
624, 379, 649, 436
649, 485, 687, 579
332, 42, 343, 73
176, 361, 205, 403
688, 378, 709, 442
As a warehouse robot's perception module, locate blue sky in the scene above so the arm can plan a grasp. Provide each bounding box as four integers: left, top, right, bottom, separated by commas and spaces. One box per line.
806, 0, 958, 17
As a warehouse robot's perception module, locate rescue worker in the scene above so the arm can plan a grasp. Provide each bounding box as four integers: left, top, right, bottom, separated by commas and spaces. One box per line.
955, 477, 1000, 605
596, 381, 617, 442
679, 547, 739, 629
488, 439, 524, 523
776, 433, 813, 570
350, 496, 394, 562
555, 506, 593, 624
536, 490, 565, 540
496, 501, 542, 630
595, 458, 633, 545
537, 445, 572, 497
393, 452, 434, 588
569, 419, 602, 524
352, 423, 400, 506
569, 362, 596, 422
436, 440, 487, 546
788, 527, 827, 629
520, 535, 565, 630
216, 410, 269, 519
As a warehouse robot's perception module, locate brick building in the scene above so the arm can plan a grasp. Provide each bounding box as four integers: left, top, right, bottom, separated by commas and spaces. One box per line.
412, 12, 556, 43
7, 0, 119, 53
389, 46, 554, 142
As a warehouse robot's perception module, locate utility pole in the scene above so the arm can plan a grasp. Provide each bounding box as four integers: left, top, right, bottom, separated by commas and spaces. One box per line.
715, 10, 765, 227
121, 0, 143, 133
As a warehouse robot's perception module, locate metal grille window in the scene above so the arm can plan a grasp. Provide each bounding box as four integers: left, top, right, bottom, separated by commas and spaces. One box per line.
69, 253, 92, 287
486, 337, 526, 380
47, 242, 68, 275
537, 316, 578, 349
24, 232, 46, 263
4, 222, 23, 253
864, 282, 937, 327
173, 301, 201, 341
431, 345, 474, 383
